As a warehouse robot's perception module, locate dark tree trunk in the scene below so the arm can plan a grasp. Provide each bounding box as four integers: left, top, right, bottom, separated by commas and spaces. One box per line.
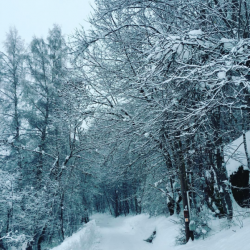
211, 108, 233, 219
176, 138, 190, 243
37, 225, 46, 250
114, 190, 119, 217
60, 193, 65, 240
230, 166, 250, 207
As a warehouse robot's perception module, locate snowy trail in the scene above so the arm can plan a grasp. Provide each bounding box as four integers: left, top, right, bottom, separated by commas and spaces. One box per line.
92, 213, 179, 250
51, 213, 250, 250
93, 213, 250, 250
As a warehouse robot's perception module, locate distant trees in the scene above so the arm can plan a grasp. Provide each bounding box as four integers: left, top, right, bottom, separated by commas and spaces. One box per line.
0, 28, 26, 249
0, 26, 95, 250
0, 27, 25, 170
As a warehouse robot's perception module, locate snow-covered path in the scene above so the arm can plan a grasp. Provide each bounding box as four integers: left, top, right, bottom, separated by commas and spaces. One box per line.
93, 213, 250, 250
92, 213, 178, 250
51, 212, 250, 250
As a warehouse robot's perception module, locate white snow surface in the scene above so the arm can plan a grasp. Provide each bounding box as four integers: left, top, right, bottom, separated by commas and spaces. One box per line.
224, 131, 250, 175
50, 212, 250, 250
188, 29, 203, 37
220, 38, 234, 43
217, 71, 226, 79
220, 38, 235, 51
50, 220, 100, 250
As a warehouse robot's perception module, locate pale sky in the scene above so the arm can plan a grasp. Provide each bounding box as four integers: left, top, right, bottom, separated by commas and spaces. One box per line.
0, 0, 95, 47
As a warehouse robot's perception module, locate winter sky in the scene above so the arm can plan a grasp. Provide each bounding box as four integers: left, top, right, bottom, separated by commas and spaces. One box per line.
0, 0, 95, 47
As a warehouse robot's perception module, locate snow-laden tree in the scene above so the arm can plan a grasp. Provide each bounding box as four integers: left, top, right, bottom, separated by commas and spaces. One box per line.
71, 0, 250, 243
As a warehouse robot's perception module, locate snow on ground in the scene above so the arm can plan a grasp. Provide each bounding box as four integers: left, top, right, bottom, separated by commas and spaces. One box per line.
50, 211, 250, 250
50, 220, 100, 250
92, 213, 176, 250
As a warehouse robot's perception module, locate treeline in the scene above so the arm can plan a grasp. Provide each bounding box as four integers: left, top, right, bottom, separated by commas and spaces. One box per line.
1, 0, 250, 249
0, 26, 96, 249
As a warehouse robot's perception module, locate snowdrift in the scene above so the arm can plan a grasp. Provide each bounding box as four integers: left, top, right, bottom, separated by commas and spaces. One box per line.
50, 220, 100, 250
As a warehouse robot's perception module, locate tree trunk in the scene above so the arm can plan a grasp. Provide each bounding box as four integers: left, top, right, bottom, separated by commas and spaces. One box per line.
211, 108, 233, 219
176, 138, 190, 243
243, 130, 250, 169
37, 225, 46, 250
60, 193, 65, 240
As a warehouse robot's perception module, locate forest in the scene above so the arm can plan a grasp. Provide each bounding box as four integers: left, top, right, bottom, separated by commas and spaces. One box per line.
1, 0, 250, 249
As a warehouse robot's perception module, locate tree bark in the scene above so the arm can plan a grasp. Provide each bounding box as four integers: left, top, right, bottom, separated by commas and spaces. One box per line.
176, 138, 190, 243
